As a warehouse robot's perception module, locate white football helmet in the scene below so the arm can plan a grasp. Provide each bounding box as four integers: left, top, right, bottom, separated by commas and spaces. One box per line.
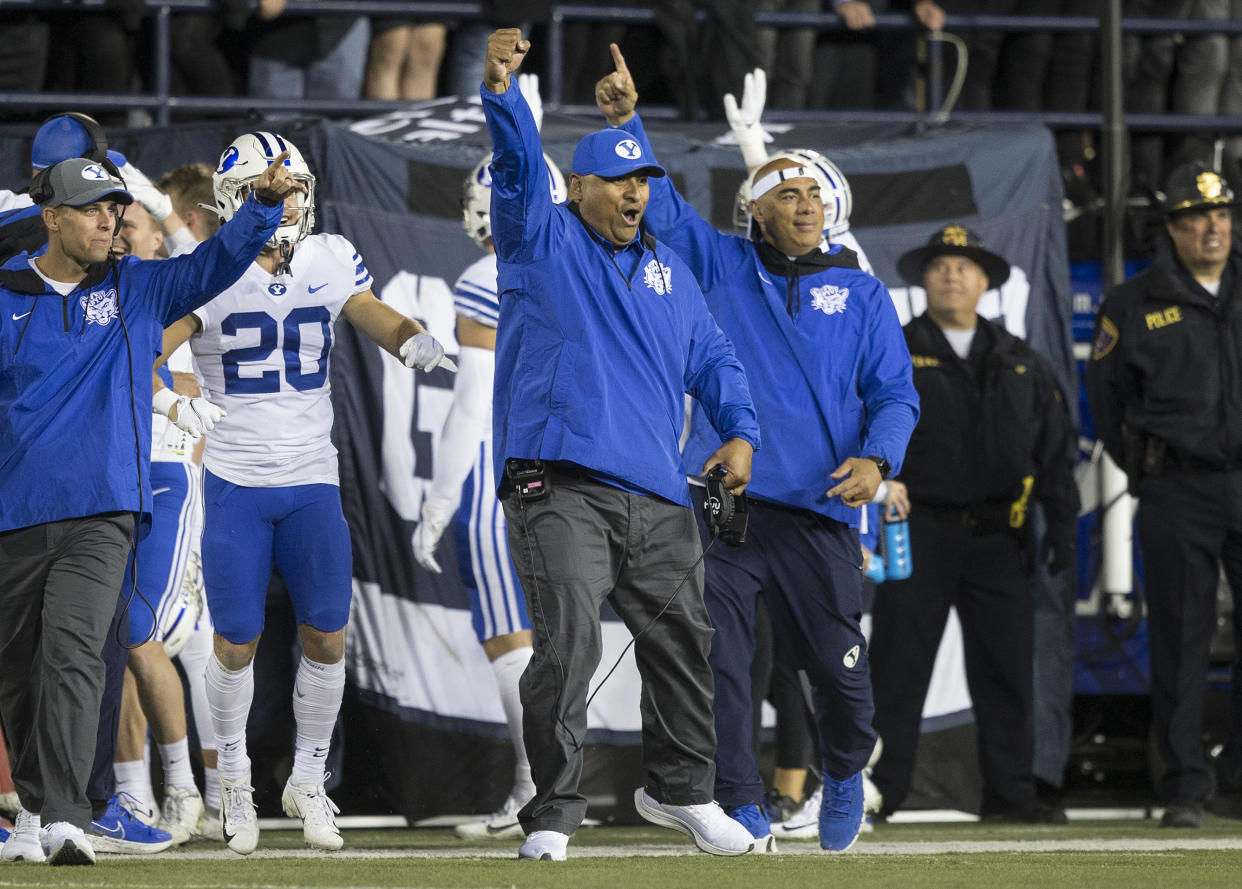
734, 148, 854, 240
462, 152, 566, 249
160, 550, 205, 658
213, 131, 316, 250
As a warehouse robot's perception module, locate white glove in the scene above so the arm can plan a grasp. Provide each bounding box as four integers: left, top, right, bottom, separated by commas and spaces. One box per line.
116, 157, 173, 221
412, 496, 455, 574
170, 395, 226, 438
723, 68, 772, 173
518, 72, 543, 133
399, 332, 457, 373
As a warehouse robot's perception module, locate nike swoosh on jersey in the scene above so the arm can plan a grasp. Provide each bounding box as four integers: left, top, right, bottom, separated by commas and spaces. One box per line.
308, 283, 329, 293
11, 311, 32, 321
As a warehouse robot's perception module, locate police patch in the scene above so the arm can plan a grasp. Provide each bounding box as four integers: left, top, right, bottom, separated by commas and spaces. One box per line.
1092, 316, 1119, 360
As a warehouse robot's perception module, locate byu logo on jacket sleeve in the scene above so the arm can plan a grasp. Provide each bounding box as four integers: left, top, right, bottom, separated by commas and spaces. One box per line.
643, 259, 671, 295
811, 284, 848, 316
81, 288, 119, 326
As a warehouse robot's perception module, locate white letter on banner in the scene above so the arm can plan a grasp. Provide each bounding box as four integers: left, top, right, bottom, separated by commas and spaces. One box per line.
376, 272, 458, 522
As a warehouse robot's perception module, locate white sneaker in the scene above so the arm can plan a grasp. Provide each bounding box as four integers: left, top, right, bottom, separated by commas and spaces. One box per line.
633, 788, 754, 856
773, 787, 820, 841
219, 773, 259, 855
1, 808, 45, 862
159, 785, 204, 845
863, 772, 883, 816
43, 822, 96, 866
455, 790, 529, 840
194, 807, 223, 842
281, 780, 343, 851
517, 829, 568, 860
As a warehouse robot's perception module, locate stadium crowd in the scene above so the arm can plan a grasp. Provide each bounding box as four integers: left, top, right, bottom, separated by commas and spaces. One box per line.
2, 5, 1242, 868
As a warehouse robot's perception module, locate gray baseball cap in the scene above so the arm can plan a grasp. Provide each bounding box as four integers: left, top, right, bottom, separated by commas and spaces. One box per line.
35, 157, 133, 208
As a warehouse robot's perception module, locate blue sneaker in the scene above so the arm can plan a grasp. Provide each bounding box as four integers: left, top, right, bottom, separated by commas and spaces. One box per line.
819, 770, 864, 852
725, 804, 776, 854
86, 795, 174, 854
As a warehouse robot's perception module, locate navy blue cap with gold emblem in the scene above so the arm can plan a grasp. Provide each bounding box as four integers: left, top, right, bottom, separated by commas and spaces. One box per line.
1163, 161, 1237, 216
897, 224, 1011, 290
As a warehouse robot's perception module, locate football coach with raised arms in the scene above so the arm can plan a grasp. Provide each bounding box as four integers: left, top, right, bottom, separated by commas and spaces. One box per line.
0, 152, 296, 865
480, 28, 762, 862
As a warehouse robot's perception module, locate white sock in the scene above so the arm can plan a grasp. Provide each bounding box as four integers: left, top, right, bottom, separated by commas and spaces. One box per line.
178, 620, 217, 751
159, 737, 197, 792
289, 655, 345, 786
114, 759, 156, 812
491, 646, 534, 798
205, 654, 254, 780
203, 766, 220, 811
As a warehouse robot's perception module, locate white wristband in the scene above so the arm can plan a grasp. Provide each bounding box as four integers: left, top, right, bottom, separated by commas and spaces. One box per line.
153, 387, 179, 417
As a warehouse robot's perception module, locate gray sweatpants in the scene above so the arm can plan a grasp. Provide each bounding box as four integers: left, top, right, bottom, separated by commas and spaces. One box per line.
503, 471, 717, 835
0, 512, 133, 827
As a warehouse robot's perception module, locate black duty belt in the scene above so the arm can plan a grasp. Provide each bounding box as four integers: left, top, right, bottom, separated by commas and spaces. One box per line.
1164, 448, 1242, 473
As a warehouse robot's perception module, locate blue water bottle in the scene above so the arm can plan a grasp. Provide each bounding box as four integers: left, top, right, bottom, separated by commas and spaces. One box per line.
883, 517, 912, 581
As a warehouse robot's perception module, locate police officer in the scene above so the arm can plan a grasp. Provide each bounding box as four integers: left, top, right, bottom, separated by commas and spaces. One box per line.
870, 226, 1079, 823
1086, 162, 1242, 829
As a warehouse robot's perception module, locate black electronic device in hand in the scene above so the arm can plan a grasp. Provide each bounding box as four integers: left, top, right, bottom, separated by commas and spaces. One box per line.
703, 466, 748, 546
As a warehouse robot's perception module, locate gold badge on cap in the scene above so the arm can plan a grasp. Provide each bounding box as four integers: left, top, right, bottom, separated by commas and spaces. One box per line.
1197, 171, 1224, 201
941, 226, 969, 247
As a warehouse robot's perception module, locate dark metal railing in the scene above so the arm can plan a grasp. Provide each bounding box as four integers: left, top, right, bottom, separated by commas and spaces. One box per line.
3, 1, 1242, 132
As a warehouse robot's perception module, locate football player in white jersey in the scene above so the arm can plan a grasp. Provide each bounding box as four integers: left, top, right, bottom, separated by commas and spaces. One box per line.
96, 202, 209, 849
158, 132, 455, 856
412, 134, 565, 839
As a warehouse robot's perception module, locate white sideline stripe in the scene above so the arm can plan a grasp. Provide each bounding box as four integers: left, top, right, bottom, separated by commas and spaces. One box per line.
93, 837, 1242, 862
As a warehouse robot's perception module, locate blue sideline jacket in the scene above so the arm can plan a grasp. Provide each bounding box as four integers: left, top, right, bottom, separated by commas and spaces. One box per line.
620, 113, 918, 526
0, 196, 282, 533
481, 82, 759, 508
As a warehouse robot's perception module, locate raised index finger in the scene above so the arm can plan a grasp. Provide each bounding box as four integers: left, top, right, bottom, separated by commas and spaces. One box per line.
610, 43, 631, 79
265, 149, 291, 175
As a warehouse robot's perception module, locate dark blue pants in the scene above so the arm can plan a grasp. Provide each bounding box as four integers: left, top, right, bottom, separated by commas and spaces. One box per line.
696, 494, 874, 809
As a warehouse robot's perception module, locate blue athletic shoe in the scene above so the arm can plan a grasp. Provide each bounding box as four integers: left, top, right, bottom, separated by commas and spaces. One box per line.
725, 803, 776, 854
86, 795, 174, 854
819, 770, 864, 852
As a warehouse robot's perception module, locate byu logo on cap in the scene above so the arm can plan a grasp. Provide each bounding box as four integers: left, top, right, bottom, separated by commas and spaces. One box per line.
81, 164, 108, 181
614, 139, 641, 160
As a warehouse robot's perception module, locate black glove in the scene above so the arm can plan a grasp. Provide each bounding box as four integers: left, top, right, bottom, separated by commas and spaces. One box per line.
1044, 524, 1076, 576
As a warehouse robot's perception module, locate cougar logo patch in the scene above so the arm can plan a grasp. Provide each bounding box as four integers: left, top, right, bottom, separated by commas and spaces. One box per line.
811, 284, 848, 315
81, 288, 119, 327
643, 259, 671, 295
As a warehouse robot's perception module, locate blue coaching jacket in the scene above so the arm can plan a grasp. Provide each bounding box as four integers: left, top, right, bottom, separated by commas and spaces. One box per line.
0, 196, 282, 533
620, 113, 919, 526
481, 83, 760, 508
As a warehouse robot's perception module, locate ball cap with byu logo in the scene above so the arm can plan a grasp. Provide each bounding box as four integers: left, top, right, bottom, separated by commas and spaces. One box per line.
572, 129, 666, 179
35, 157, 134, 209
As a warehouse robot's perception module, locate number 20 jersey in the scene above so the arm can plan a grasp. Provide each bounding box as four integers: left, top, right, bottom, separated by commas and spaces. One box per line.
191, 233, 372, 488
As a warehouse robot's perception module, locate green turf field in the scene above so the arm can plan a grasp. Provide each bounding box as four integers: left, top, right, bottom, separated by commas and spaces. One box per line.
2, 820, 1241, 889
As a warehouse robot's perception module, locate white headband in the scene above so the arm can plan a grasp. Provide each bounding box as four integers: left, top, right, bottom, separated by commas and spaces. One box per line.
750, 165, 827, 201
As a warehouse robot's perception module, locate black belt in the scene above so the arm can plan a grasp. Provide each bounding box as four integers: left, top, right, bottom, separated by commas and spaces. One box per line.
915, 500, 1017, 535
